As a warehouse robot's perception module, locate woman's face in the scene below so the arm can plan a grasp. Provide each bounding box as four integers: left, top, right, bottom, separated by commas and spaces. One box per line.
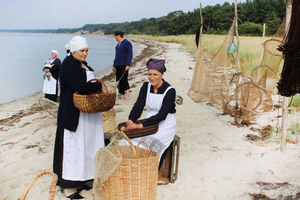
51, 52, 57, 59
148, 69, 163, 88
72, 48, 89, 62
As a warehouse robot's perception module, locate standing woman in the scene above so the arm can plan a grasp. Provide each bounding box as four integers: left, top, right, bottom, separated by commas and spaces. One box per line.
53, 36, 105, 199
43, 50, 61, 102
125, 59, 176, 161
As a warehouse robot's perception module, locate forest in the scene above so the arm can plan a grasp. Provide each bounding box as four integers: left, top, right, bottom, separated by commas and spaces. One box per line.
0, 0, 286, 36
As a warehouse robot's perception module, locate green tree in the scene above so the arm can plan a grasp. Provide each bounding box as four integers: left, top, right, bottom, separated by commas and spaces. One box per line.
238, 22, 263, 36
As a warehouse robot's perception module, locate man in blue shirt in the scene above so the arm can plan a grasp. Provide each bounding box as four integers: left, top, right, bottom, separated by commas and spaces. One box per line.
113, 31, 133, 101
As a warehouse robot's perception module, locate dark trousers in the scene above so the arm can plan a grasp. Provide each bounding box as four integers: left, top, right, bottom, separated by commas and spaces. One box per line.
115, 66, 130, 95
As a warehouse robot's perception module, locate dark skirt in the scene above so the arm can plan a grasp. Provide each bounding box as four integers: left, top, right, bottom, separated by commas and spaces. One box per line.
115, 66, 130, 95
53, 126, 92, 188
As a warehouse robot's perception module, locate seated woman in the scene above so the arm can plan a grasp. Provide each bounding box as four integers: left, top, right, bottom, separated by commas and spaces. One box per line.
124, 58, 176, 160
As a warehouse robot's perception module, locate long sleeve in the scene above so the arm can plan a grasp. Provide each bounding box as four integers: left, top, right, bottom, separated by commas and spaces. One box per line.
125, 41, 133, 66
57, 55, 102, 131
113, 39, 133, 67
61, 59, 102, 95
49, 58, 61, 80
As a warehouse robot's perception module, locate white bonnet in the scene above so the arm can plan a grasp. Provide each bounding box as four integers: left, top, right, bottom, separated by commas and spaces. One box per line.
52, 50, 59, 56
65, 35, 88, 53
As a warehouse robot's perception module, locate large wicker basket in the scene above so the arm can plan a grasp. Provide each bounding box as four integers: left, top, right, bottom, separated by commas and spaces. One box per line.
117, 118, 159, 138
101, 131, 159, 200
73, 79, 116, 113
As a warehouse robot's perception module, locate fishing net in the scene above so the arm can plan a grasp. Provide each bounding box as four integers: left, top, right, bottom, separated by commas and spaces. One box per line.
188, 21, 235, 110
188, 18, 286, 123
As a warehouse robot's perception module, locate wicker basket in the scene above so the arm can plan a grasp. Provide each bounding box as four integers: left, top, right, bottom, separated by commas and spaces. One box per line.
117, 119, 159, 138
101, 131, 159, 200
73, 79, 116, 113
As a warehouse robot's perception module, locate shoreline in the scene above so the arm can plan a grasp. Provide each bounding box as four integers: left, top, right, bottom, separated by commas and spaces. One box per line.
0, 37, 147, 107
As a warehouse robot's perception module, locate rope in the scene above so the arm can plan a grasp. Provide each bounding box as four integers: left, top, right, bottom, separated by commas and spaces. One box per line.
38, 97, 58, 118
0, 143, 54, 147
116, 70, 127, 88
0, 97, 57, 128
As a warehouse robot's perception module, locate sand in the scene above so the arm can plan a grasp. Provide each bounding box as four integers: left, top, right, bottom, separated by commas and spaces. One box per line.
1, 39, 300, 200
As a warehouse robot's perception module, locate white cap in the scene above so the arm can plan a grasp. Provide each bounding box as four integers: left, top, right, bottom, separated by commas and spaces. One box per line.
65, 35, 88, 53
51, 50, 59, 56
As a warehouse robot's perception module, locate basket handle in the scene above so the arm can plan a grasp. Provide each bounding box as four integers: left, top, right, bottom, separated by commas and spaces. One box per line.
136, 141, 151, 158
113, 130, 137, 159
88, 79, 108, 92
137, 141, 150, 151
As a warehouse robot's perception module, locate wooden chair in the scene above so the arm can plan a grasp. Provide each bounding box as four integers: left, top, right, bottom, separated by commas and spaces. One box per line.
158, 135, 180, 185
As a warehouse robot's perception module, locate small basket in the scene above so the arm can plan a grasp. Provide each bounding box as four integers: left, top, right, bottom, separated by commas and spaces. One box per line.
117, 119, 159, 138
73, 79, 116, 113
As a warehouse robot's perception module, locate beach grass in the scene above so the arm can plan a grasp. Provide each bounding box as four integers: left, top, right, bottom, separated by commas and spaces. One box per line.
127, 34, 271, 75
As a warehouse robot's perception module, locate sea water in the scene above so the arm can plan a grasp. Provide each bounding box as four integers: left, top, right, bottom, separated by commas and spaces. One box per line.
0, 32, 130, 104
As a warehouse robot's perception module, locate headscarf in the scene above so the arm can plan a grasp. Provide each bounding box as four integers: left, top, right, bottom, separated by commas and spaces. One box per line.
65, 35, 88, 53
51, 50, 59, 56
146, 59, 166, 74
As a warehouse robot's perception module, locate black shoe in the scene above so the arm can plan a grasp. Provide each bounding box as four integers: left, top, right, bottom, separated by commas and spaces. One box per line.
67, 192, 84, 199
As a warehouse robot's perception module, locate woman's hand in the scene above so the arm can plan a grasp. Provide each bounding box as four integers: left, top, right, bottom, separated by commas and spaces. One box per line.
126, 121, 143, 131
126, 120, 134, 126
112, 67, 116, 72
125, 66, 130, 71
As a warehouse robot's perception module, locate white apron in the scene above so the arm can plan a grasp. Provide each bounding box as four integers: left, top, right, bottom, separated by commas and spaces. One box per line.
62, 70, 105, 181
122, 82, 176, 159
42, 60, 57, 95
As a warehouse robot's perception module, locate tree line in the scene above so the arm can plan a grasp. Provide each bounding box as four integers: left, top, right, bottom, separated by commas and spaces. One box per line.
1, 0, 286, 36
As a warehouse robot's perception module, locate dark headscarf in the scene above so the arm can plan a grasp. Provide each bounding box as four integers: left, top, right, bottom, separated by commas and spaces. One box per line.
146, 59, 166, 74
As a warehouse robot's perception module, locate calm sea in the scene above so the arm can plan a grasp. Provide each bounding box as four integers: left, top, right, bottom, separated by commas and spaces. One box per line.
0, 32, 134, 104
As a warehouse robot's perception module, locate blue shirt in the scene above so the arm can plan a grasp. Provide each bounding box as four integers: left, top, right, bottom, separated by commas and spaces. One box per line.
113, 39, 133, 67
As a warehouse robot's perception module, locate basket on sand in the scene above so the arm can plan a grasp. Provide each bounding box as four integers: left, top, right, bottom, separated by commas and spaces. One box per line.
93, 131, 159, 200
73, 79, 116, 113
117, 118, 159, 138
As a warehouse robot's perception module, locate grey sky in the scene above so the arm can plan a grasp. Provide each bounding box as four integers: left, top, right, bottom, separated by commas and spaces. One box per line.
0, 0, 247, 29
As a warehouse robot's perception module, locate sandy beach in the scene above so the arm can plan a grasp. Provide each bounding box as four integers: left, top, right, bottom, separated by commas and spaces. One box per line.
1, 38, 300, 200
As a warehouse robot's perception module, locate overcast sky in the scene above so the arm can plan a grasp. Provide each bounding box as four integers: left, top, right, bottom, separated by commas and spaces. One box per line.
0, 0, 247, 29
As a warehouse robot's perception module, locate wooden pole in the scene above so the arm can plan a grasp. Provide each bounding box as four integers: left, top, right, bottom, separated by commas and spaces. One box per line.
280, 0, 292, 153
235, 0, 241, 71
200, 3, 203, 47
234, 0, 241, 124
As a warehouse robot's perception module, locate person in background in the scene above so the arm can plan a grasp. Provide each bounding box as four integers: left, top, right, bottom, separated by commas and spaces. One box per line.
53, 36, 104, 199
124, 58, 177, 162
42, 50, 61, 102
112, 31, 132, 101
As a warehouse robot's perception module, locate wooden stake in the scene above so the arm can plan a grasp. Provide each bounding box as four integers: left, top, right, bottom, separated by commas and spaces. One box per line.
280, 0, 293, 153
235, 0, 241, 72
